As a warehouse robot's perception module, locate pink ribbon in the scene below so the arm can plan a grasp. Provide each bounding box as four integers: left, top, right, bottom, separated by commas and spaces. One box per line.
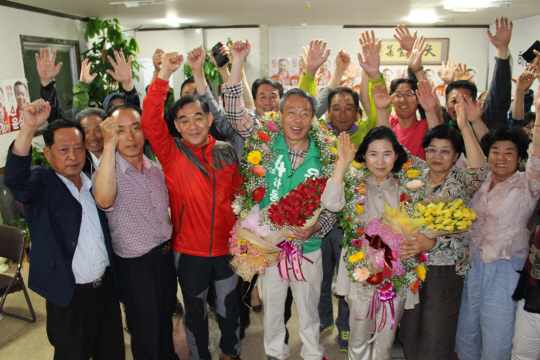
355, 282, 397, 343
277, 241, 313, 282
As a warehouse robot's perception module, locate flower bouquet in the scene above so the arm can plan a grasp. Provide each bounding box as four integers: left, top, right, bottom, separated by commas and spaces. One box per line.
408, 196, 478, 238
342, 203, 427, 340
229, 112, 339, 282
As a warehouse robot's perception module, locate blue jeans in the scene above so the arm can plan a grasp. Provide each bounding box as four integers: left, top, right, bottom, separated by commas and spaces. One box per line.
455, 251, 526, 360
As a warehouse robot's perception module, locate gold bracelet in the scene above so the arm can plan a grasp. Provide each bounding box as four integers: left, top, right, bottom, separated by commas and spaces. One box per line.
412, 66, 424, 74
535, 124, 540, 127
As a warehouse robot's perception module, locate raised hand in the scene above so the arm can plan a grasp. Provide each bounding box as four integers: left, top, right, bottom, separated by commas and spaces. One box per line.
337, 132, 356, 166
416, 80, 437, 113
36, 47, 63, 86
80, 58, 97, 84
372, 83, 395, 109
407, 36, 427, 71
535, 83, 540, 114
210, 44, 230, 68
152, 49, 165, 72
22, 99, 50, 130
106, 50, 133, 86
158, 52, 183, 80
358, 30, 381, 80
516, 66, 539, 92
454, 63, 473, 81
461, 93, 483, 124
437, 60, 456, 84
99, 117, 119, 149
187, 45, 206, 73
393, 25, 417, 53
305, 39, 331, 77
229, 40, 250, 62
335, 48, 351, 73
455, 94, 469, 131
488, 16, 513, 54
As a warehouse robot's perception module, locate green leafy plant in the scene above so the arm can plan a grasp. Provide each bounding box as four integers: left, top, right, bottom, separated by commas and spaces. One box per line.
32, 144, 50, 168
83, 18, 140, 107
183, 39, 232, 94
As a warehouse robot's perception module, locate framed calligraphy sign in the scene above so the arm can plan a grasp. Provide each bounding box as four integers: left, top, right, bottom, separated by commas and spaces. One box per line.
379, 38, 449, 65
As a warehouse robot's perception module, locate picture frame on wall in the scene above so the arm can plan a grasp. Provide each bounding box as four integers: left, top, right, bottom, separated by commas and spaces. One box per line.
379, 38, 449, 65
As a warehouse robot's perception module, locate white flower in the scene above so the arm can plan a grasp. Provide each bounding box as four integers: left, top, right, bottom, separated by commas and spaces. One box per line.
406, 180, 424, 191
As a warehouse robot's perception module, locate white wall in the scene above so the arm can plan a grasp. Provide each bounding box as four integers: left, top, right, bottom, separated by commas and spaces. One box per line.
0, 7, 86, 167
488, 14, 540, 97
269, 26, 489, 92
133, 27, 261, 103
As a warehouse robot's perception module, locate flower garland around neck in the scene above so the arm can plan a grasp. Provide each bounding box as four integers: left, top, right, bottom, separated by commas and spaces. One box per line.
232, 111, 337, 233
337, 159, 429, 294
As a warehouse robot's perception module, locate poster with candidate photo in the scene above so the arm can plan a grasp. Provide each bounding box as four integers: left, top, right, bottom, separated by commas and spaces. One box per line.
1, 79, 30, 135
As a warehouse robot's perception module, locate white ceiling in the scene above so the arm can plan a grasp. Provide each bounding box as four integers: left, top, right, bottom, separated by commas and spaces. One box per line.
9, 0, 540, 29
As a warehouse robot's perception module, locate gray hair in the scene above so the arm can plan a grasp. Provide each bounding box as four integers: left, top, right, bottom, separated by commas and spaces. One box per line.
279, 88, 317, 118
74, 108, 108, 124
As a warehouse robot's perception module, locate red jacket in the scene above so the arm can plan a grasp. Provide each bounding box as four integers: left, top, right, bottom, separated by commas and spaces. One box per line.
142, 78, 241, 257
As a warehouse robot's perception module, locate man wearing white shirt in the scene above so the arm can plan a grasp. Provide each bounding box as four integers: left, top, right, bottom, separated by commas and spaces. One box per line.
3, 100, 124, 360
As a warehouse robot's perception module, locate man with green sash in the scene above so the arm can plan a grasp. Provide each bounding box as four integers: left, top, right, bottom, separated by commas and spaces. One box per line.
224, 40, 333, 360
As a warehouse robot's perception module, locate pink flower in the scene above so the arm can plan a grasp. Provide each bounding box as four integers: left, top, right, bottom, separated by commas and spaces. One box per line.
406, 180, 424, 191
416, 252, 428, 263
325, 136, 335, 143
266, 121, 278, 132
261, 143, 270, 152
353, 267, 370, 281
351, 238, 363, 248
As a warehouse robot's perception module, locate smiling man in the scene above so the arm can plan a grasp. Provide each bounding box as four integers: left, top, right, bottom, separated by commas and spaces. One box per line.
93, 105, 179, 360
142, 52, 243, 360
4, 100, 124, 359
224, 39, 334, 360
74, 108, 107, 174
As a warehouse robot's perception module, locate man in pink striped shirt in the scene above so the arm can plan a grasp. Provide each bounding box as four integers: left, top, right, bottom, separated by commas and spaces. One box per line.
93, 104, 179, 360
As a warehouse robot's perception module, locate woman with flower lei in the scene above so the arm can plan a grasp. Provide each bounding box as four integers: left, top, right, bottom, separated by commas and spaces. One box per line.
321, 126, 425, 359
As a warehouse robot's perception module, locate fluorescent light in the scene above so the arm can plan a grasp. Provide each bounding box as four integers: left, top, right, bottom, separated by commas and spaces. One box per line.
110, 1, 152, 7
444, 0, 511, 10
407, 11, 439, 23
164, 14, 182, 27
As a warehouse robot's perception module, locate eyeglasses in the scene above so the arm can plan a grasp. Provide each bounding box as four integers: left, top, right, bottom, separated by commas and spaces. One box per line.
394, 92, 416, 99
425, 147, 455, 157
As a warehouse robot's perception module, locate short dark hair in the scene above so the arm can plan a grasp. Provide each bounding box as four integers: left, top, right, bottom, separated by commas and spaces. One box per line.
75, 108, 107, 124
389, 78, 418, 95
172, 95, 210, 120
481, 124, 530, 161
110, 104, 143, 117
422, 124, 465, 159
524, 112, 536, 127
445, 80, 478, 103
180, 77, 195, 95
43, 119, 84, 148
355, 126, 408, 172
279, 88, 317, 118
252, 77, 284, 100
327, 87, 360, 112
14, 81, 28, 93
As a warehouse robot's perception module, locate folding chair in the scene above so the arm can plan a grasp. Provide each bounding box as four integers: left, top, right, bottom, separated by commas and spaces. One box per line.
0, 224, 36, 323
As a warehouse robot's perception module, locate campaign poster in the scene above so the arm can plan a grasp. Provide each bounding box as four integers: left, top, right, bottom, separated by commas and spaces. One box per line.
1, 79, 30, 135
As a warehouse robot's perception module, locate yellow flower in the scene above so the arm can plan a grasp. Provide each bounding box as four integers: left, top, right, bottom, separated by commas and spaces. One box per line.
247, 151, 262, 165
348, 251, 364, 263
415, 264, 426, 281
330, 146, 338, 155
352, 161, 364, 169
406, 169, 421, 179
355, 204, 365, 215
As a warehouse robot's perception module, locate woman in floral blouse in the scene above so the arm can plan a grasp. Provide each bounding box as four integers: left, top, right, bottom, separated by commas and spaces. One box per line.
398, 96, 488, 360
455, 86, 540, 360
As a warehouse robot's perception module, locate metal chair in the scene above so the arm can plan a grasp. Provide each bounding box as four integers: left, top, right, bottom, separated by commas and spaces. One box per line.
0, 224, 36, 323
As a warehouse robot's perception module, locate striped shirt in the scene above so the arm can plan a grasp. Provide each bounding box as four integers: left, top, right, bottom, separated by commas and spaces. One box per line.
56, 172, 109, 283
93, 153, 172, 258
223, 82, 335, 238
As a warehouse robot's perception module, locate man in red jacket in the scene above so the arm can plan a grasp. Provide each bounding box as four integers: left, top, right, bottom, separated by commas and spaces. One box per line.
142, 52, 242, 360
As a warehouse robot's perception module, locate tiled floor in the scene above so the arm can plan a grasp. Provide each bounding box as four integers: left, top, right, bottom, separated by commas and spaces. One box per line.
0, 264, 406, 359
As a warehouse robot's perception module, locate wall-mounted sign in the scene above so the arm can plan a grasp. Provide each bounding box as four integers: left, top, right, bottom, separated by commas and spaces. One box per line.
379, 38, 449, 65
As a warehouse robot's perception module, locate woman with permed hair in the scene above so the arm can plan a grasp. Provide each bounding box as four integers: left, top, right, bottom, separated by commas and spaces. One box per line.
455, 87, 540, 360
